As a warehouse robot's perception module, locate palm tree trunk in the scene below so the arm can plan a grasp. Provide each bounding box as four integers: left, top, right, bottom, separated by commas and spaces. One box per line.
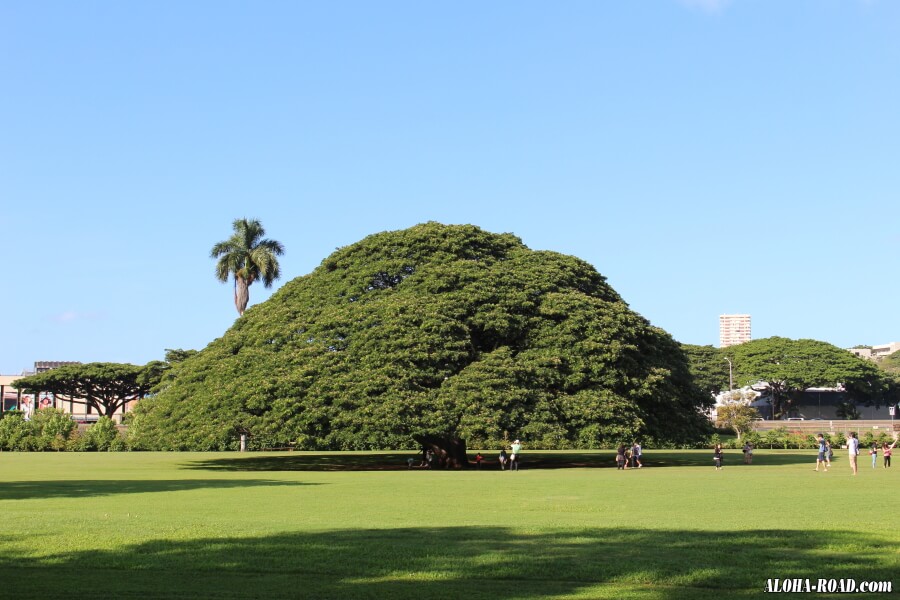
234, 276, 250, 315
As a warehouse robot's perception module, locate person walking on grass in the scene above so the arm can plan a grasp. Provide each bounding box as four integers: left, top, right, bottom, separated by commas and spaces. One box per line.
713, 443, 724, 470
870, 443, 878, 469
815, 434, 828, 472
509, 439, 522, 471
632, 441, 643, 468
848, 432, 860, 476
824, 439, 833, 469
883, 439, 897, 468
742, 441, 754, 465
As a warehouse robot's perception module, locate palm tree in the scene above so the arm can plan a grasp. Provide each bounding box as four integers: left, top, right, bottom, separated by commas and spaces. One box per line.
211, 218, 285, 316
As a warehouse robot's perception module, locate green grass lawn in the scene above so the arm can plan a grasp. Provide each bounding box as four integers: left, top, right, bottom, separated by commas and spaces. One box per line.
1, 449, 898, 599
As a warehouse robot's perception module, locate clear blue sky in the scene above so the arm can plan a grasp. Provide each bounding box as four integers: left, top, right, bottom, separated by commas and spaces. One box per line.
1, 0, 898, 374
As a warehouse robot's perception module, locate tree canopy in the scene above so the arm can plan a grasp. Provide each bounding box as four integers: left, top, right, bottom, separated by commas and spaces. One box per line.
878, 350, 900, 377
681, 344, 731, 397
14, 362, 166, 417
715, 401, 758, 439
131, 222, 712, 453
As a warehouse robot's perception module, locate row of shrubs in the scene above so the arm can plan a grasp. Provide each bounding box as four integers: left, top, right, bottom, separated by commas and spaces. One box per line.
711, 428, 897, 450
0, 409, 126, 451
3, 409, 895, 453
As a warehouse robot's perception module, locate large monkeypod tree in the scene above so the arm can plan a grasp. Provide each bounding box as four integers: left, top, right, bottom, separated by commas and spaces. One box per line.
131, 223, 712, 462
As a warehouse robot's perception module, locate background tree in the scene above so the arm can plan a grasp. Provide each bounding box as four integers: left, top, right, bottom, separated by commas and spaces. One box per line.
728, 337, 898, 419
715, 400, 758, 439
132, 222, 712, 457
149, 349, 200, 396
681, 344, 730, 397
835, 400, 861, 420
13, 362, 165, 417
878, 350, 900, 377
211, 218, 285, 316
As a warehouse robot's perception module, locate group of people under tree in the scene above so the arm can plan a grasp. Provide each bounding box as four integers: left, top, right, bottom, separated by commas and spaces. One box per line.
470, 440, 522, 471
471, 440, 522, 471
615, 442, 643, 469
497, 439, 522, 471
420, 440, 655, 471
414, 440, 524, 470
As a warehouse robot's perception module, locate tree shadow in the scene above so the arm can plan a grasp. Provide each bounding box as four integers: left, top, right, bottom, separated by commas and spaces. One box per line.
495, 450, 818, 469
185, 450, 817, 472
186, 453, 424, 471
2, 526, 895, 599
0, 479, 318, 500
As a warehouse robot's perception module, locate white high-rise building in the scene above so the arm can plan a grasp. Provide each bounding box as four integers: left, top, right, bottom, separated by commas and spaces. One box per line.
720, 314, 751, 348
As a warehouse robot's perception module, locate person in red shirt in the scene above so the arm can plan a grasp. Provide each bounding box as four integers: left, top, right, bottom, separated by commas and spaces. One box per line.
883, 440, 897, 468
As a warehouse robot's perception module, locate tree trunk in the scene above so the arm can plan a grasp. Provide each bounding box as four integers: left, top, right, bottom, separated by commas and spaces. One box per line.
413, 434, 470, 469
234, 276, 250, 315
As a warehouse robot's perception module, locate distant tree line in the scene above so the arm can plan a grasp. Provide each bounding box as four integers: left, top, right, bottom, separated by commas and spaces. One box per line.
682, 337, 900, 421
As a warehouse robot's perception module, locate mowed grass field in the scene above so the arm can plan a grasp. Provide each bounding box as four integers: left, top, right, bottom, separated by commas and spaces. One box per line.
2, 449, 899, 600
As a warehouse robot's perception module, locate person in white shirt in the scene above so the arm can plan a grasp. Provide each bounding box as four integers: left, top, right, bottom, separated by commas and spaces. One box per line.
21, 397, 33, 421
848, 432, 860, 476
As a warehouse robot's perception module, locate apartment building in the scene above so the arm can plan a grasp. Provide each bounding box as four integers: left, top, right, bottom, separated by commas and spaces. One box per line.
719, 314, 751, 348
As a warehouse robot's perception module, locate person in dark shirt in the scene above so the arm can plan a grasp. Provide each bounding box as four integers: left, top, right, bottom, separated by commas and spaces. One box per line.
814, 434, 828, 472
713, 443, 723, 470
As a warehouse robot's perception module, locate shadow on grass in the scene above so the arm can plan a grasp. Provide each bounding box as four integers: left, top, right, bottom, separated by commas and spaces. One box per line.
187, 453, 427, 471
648, 450, 829, 469
2, 526, 896, 599
0, 479, 318, 500
185, 450, 817, 472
